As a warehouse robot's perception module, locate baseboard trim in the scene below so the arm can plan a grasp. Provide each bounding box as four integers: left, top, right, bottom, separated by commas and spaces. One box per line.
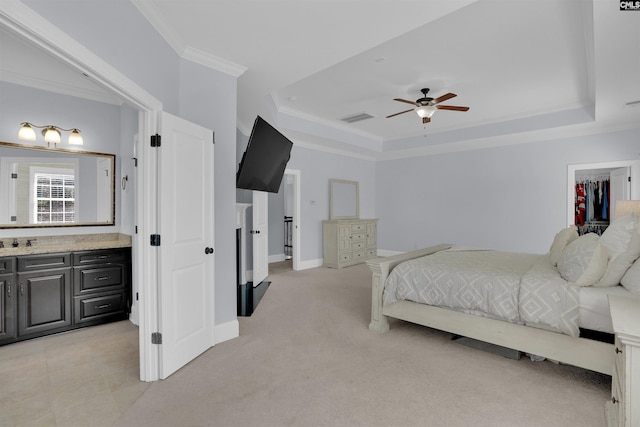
297, 258, 323, 270
269, 254, 286, 263
215, 319, 239, 345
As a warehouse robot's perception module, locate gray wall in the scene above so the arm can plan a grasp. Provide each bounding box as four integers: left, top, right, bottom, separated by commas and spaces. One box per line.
376, 127, 640, 255
236, 128, 377, 265
286, 145, 376, 263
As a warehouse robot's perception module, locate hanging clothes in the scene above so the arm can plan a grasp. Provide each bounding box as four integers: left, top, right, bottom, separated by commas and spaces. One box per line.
575, 182, 586, 226
602, 180, 609, 220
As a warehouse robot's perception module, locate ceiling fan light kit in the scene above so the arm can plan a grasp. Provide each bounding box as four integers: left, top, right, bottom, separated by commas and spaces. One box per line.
386, 88, 469, 124
415, 105, 437, 118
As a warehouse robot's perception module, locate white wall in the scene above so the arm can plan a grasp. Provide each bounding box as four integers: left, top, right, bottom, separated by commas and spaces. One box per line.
376, 127, 640, 254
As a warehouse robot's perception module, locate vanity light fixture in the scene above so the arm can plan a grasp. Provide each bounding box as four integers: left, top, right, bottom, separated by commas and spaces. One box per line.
18, 122, 84, 147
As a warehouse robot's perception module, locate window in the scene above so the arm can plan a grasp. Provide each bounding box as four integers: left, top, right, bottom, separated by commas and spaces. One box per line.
34, 172, 76, 224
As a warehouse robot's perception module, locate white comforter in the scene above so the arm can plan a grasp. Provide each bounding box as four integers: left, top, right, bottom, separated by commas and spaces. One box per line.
383, 249, 580, 336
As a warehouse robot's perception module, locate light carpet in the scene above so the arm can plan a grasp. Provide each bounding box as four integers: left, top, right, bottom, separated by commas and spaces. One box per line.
116, 261, 610, 427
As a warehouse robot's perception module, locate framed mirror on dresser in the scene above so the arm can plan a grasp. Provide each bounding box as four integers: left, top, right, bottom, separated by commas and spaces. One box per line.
329, 179, 359, 220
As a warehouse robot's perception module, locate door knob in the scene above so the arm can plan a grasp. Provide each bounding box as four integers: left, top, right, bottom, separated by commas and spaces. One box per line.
250, 230, 261, 234
204, 247, 214, 254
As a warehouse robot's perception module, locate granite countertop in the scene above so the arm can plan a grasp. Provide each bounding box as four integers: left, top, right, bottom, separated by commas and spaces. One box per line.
0, 233, 132, 257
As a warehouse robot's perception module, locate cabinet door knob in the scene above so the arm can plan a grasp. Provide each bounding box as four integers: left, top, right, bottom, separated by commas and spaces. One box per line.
612, 396, 618, 404
615, 347, 622, 354
204, 247, 214, 255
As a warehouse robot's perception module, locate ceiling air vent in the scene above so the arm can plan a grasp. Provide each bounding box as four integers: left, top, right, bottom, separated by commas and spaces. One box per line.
340, 113, 375, 123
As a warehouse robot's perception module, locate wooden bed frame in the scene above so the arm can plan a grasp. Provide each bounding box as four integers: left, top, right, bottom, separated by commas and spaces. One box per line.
366, 244, 614, 375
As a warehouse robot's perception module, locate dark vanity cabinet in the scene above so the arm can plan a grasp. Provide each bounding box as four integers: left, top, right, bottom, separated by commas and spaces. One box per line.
17, 252, 72, 337
72, 249, 131, 325
0, 247, 131, 346
0, 258, 16, 342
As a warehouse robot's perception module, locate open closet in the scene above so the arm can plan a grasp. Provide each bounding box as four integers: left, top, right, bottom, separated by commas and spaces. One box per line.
569, 162, 632, 235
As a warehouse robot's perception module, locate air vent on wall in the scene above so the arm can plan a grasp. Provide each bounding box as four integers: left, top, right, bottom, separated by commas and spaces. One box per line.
340, 113, 375, 123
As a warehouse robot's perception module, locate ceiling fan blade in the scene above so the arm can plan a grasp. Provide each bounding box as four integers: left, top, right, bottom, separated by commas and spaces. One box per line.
386, 108, 414, 118
433, 93, 457, 104
393, 98, 418, 106
422, 117, 431, 124
436, 105, 469, 111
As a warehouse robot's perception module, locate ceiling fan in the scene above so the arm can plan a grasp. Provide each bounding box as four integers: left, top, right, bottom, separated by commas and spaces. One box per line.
386, 88, 469, 124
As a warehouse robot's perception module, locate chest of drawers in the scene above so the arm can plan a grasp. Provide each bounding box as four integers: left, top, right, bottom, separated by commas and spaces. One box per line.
323, 218, 377, 268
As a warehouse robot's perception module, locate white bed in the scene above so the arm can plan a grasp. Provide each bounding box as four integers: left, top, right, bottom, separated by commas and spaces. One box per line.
367, 202, 640, 375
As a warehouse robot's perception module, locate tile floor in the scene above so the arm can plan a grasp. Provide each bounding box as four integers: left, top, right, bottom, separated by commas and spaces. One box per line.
0, 320, 148, 427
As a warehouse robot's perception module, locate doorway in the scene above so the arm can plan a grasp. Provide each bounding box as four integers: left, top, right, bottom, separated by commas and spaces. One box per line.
0, 3, 162, 380
567, 160, 639, 228
281, 169, 300, 272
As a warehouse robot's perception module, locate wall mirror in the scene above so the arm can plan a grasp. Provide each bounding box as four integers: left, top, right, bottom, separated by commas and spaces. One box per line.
329, 179, 359, 220
0, 141, 115, 229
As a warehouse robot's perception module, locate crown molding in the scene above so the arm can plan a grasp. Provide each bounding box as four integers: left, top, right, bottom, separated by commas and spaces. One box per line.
2, 70, 123, 105
133, 0, 246, 78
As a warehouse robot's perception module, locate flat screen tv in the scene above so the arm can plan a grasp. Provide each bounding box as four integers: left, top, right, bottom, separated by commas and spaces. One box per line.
236, 116, 293, 193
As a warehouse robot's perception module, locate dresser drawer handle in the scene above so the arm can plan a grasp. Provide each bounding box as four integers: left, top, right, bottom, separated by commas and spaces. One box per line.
94, 276, 111, 281
612, 396, 618, 404
95, 304, 112, 310
615, 347, 622, 354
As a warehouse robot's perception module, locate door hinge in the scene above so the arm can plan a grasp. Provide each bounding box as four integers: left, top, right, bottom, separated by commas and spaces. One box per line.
135, 225, 138, 234
151, 134, 161, 147
629, 176, 632, 182
212, 131, 215, 145
136, 292, 139, 301
151, 332, 162, 344
150, 234, 161, 246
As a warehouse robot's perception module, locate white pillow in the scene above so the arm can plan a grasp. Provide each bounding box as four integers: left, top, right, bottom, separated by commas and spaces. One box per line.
596, 214, 640, 287
621, 257, 640, 294
557, 233, 607, 286
549, 226, 579, 266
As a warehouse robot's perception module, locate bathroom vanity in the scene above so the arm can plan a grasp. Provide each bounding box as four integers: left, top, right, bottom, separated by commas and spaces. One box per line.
0, 233, 131, 346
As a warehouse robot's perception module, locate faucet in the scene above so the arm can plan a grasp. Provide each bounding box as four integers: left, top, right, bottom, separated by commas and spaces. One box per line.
12, 238, 19, 248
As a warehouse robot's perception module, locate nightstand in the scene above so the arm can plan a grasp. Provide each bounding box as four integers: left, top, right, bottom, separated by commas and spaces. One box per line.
606, 295, 640, 427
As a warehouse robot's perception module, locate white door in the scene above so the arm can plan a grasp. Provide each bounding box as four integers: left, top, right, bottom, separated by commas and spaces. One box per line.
158, 112, 215, 379
252, 190, 269, 285
610, 167, 631, 219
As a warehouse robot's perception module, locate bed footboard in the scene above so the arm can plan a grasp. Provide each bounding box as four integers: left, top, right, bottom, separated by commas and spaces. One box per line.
366, 244, 452, 333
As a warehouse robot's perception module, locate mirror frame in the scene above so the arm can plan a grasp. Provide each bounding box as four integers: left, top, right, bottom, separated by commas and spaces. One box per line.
0, 140, 116, 229
329, 179, 359, 220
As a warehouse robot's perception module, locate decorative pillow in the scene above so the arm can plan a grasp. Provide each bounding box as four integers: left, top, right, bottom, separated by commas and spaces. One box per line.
557, 233, 607, 286
596, 214, 640, 287
621, 257, 640, 294
549, 226, 579, 266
